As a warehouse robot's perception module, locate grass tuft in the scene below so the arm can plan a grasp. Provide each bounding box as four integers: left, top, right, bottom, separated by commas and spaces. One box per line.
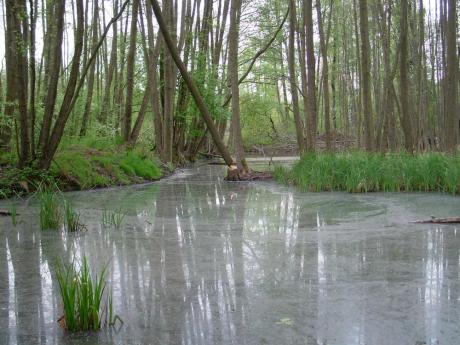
55, 257, 120, 332
101, 208, 125, 229
38, 189, 62, 230
64, 201, 85, 232
276, 152, 460, 194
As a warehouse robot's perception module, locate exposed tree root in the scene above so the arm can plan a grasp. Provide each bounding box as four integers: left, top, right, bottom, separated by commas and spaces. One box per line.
225, 166, 273, 181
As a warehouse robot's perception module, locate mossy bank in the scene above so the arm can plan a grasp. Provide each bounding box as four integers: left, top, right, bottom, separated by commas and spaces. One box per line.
0, 141, 163, 199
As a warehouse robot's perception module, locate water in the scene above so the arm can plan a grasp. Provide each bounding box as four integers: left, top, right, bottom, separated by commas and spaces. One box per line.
0, 164, 459, 345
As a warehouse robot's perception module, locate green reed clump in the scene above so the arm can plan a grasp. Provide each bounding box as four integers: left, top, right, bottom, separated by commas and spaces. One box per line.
64, 201, 85, 232
39, 190, 62, 230
8, 203, 18, 226
275, 152, 460, 194
55, 257, 120, 332
101, 208, 125, 229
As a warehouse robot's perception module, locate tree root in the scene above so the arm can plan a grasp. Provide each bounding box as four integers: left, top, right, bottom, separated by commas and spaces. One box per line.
225, 165, 273, 181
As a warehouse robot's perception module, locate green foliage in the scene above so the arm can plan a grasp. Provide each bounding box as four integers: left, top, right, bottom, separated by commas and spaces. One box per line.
38, 189, 62, 230
276, 152, 460, 194
240, 92, 284, 147
101, 208, 125, 229
50, 141, 162, 190
64, 201, 85, 232
119, 152, 162, 180
9, 203, 17, 226
55, 257, 119, 332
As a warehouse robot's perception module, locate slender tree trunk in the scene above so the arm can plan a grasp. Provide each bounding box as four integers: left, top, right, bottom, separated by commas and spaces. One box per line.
399, 0, 414, 152
288, 0, 305, 153
80, 0, 99, 137
304, 0, 317, 151
359, 0, 374, 151
316, 0, 332, 150
445, 0, 458, 152
122, 0, 139, 142
228, 0, 248, 173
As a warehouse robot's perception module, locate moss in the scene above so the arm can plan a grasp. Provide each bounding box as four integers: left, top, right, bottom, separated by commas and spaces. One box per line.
276, 151, 460, 194
50, 146, 163, 190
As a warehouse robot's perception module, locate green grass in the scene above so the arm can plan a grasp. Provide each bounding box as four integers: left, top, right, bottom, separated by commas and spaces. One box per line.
51, 145, 162, 190
1, 139, 163, 199
38, 189, 62, 230
101, 208, 125, 229
275, 152, 460, 194
9, 203, 17, 226
55, 257, 120, 332
64, 201, 85, 232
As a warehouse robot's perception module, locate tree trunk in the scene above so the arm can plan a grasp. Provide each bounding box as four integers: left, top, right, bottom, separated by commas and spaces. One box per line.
359, 0, 374, 151
122, 0, 139, 142
288, 0, 305, 153
228, 0, 248, 173
149, 0, 234, 167
399, 0, 414, 152
445, 0, 458, 152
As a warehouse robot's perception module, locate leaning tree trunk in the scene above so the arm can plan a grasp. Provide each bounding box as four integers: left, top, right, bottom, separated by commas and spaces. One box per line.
148, 0, 234, 168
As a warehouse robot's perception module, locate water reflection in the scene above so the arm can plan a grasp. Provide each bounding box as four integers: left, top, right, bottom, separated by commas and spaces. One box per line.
0, 165, 459, 345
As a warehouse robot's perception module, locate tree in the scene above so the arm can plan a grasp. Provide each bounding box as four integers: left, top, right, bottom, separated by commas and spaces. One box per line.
359, 0, 374, 151
228, 0, 248, 173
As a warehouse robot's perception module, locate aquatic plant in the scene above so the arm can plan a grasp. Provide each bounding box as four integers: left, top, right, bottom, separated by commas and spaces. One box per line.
63, 201, 85, 232
101, 208, 125, 229
39, 190, 62, 230
55, 257, 121, 332
275, 152, 460, 194
9, 203, 17, 226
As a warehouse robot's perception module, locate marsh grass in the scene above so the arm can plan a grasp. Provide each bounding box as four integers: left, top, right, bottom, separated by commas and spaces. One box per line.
9, 203, 17, 226
38, 189, 62, 230
275, 152, 460, 194
64, 201, 85, 232
101, 208, 125, 229
55, 257, 121, 332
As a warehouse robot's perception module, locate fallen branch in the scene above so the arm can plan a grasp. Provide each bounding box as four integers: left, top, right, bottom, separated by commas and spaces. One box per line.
413, 217, 460, 224
0, 210, 15, 216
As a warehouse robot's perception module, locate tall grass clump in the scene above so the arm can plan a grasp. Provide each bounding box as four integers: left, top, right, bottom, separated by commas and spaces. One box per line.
101, 208, 125, 229
276, 152, 460, 194
55, 257, 120, 331
39, 189, 62, 230
64, 201, 85, 232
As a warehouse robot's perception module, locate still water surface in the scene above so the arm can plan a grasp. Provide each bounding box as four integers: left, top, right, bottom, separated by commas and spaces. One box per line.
0, 165, 459, 345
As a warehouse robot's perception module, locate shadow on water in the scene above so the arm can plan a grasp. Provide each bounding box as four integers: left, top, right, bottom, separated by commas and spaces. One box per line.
0, 164, 459, 345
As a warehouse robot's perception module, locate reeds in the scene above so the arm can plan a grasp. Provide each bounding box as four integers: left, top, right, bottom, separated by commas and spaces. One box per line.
275, 152, 460, 194
101, 208, 125, 229
64, 201, 85, 232
39, 190, 62, 230
55, 257, 120, 332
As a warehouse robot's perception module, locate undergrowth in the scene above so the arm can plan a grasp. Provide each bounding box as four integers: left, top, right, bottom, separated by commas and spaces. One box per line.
0, 139, 163, 198
274, 152, 460, 194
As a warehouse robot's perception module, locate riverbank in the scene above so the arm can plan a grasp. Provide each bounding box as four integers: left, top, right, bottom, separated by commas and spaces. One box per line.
274, 151, 460, 194
0, 142, 164, 199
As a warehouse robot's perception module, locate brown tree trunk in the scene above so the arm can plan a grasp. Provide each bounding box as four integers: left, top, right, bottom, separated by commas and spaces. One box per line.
288, 0, 305, 153
359, 0, 374, 151
122, 0, 139, 142
228, 0, 248, 173
304, 0, 318, 151
80, 0, 99, 137
399, 0, 414, 152
445, 0, 458, 152
149, 0, 234, 167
